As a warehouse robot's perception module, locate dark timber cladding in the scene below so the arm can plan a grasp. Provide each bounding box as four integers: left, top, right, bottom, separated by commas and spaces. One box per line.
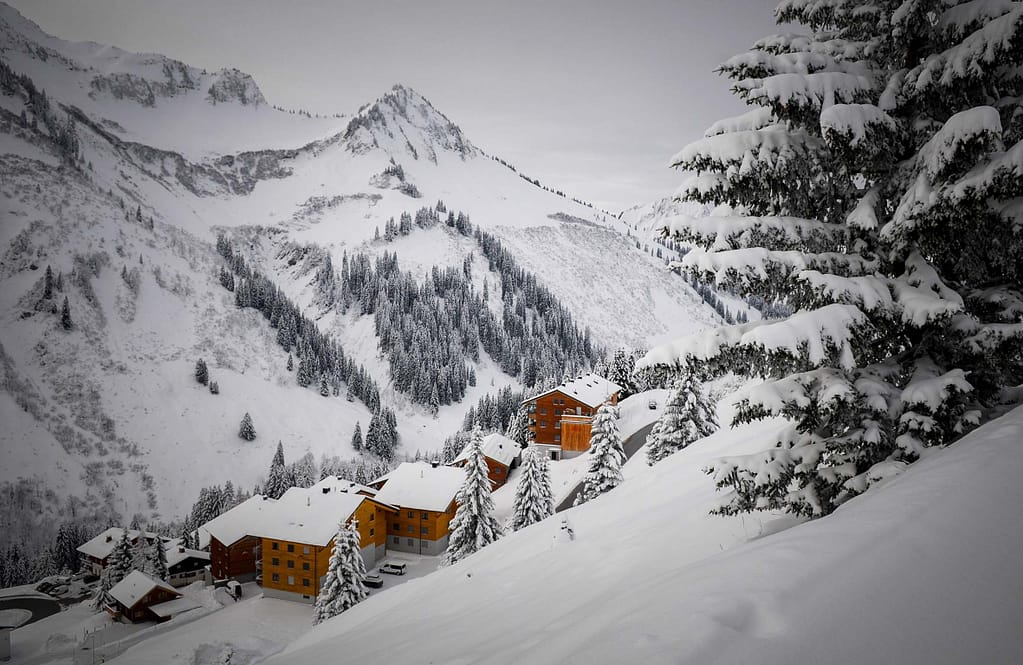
210, 534, 261, 582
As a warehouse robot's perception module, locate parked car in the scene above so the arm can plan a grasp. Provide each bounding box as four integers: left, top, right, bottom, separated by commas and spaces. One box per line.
648, 399, 657, 410
226, 580, 242, 598
364, 572, 383, 588
379, 562, 407, 576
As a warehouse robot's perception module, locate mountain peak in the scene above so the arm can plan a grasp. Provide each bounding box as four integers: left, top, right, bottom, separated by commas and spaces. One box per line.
343, 83, 475, 162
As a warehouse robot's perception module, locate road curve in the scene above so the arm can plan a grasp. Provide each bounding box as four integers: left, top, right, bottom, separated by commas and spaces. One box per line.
555, 421, 656, 513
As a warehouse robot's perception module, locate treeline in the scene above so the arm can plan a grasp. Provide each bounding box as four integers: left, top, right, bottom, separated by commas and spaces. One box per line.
0, 521, 93, 587
316, 204, 601, 408
215, 236, 400, 455
0, 57, 81, 165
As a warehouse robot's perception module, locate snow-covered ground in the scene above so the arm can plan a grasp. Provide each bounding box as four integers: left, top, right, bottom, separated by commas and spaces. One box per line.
267, 403, 1023, 665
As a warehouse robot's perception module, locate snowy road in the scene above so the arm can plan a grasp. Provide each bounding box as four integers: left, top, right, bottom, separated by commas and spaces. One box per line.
554, 421, 656, 512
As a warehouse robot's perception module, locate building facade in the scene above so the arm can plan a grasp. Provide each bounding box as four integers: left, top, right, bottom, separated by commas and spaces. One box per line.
523, 374, 622, 459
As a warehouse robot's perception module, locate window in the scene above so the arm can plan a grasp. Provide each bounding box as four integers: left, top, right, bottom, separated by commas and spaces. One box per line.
422, 512, 429, 519
555, 421, 561, 429
287, 575, 295, 585
392, 523, 400, 531
554, 434, 561, 442
302, 578, 310, 587
408, 511, 414, 518
407, 538, 414, 546
407, 525, 415, 533
540, 421, 547, 428
303, 546, 310, 554
369, 513, 375, 521
495, 467, 503, 475
302, 562, 310, 571
554, 409, 562, 415
370, 528, 375, 536
271, 557, 280, 566
271, 542, 279, 551
539, 407, 547, 415
421, 527, 429, 535
287, 560, 294, 569
271, 573, 280, 582
392, 537, 399, 544
286, 544, 294, 553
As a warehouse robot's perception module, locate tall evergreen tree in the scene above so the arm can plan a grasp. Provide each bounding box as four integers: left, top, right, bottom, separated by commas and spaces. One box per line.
646, 367, 718, 465
265, 441, 289, 500
319, 374, 330, 397
238, 412, 256, 441
575, 403, 625, 506
43, 265, 53, 300
107, 530, 134, 585
60, 296, 71, 330
195, 358, 209, 386
148, 537, 169, 581
312, 520, 368, 625
351, 422, 362, 452
640, 0, 1023, 518
510, 447, 554, 531
444, 426, 502, 565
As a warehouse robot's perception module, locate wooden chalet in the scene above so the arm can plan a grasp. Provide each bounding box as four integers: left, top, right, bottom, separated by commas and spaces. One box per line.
372, 462, 464, 556
522, 373, 622, 459
76, 527, 166, 577
166, 545, 211, 587
449, 432, 521, 489
201, 496, 268, 583
106, 570, 198, 623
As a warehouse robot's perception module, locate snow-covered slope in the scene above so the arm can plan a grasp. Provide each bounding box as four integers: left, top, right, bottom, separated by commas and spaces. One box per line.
271, 403, 1023, 665
0, 0, 721, 533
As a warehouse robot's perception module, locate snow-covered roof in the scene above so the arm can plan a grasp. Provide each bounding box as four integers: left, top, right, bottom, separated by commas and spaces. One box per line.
166, 546, 210, 569
373, 462, 465, 512
108, 570, 178, 609
76, 527, 164, 560
453, 433, 520, 468
200, 479, 392, 549
148, 596, 201, 618
310, 475, 377, 497
523, 373, 623, 408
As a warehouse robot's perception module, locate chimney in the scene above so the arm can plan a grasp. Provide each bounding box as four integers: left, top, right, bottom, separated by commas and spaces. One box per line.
105, 535, 113, 543
178, 546, 185, 554
322, 487, 330, 494
431, 460, 439, 468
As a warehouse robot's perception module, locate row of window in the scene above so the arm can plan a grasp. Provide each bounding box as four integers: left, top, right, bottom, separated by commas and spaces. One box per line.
269, 573, 311, 587
392, 536, 430, 549
535, 420, 563, 429
392, 523, 429, 535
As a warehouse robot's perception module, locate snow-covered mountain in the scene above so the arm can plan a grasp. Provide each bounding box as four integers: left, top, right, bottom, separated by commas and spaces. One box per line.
0, 1, 719, 541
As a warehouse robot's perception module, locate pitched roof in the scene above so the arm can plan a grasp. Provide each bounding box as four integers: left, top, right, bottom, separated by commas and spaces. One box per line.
165, 546, 210, 569
453, 433, 520, 468
373, 462, 465, 512
523, 373, 623, 408
108, 570, 178, 609
76, 527, 164, 560
309, 475, 377, 497
199, 478, 393, 549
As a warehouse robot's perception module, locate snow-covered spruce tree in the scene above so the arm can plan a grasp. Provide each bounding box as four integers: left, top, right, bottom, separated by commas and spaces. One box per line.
639, 0, 1023, 518
148, 537, 169, 581
131, 534, 149, 574
107, 530, 134, 585
265, 441, 289, 500
444, 427, 502, 565
312, 520, 368, 625
606, 348, 638, 398
510, 447, 554, 531
574, 403, 625, 506
195, 358, 208, 386
60, 296, 71, 330
351, 422, 362, 452
238, 412, 256, 441
646, 364, 718, 465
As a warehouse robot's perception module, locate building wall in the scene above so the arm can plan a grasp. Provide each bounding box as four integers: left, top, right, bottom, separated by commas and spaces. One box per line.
561, 418, 593, 453
527, 390, 618, 447
262, 538, 324, 598
385, 533, 450, 555
451, 457, 510, 489
121, 587, 178, 623
387, 501, 456, 554
210, 535, 260, 581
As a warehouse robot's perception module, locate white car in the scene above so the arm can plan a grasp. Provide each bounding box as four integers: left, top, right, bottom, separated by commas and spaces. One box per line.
379, 562, 407, 576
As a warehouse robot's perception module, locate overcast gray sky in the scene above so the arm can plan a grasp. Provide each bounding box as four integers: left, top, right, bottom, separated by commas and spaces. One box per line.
10, 0, 782, 211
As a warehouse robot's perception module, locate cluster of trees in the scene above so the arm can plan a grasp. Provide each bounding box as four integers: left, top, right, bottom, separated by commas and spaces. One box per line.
182, 481, 248, 542
645, 2, 1023, 517
215, 235, 387, 413
441, 386, 531, 462
93, 530, 169, 609
318, 454, 392, 486
0, 520, 94, 587
0, 59, 81, 165
646, 364, 717, 465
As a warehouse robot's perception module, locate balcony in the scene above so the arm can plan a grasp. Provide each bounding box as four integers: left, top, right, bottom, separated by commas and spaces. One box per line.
255, 559, 263, 570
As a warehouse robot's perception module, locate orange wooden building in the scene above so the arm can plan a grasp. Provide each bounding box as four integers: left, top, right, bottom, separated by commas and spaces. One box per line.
373, 462, 465, 555
258, 482, 396, 603
523, 373, 622, 459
